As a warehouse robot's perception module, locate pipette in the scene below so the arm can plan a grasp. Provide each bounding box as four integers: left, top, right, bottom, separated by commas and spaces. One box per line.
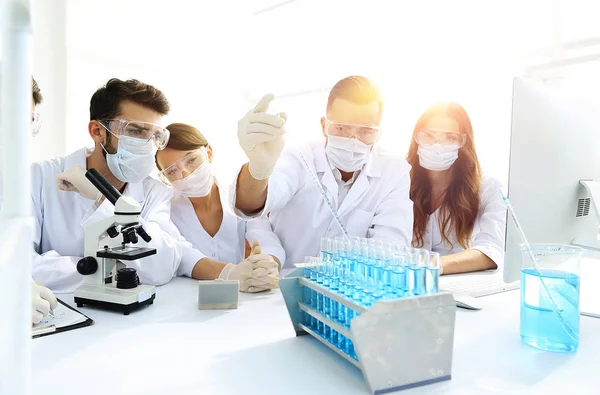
296, 148, 350, 239
502, 193, 578, 341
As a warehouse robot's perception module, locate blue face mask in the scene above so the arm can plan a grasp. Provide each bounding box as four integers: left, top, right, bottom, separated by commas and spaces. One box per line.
103, 136, 157, 183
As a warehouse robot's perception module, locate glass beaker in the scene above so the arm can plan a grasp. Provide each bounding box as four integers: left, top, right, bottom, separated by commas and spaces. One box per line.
520, 243, 582, 353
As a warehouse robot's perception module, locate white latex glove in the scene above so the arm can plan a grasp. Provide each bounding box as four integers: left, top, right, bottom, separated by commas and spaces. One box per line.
32, 283, 58, 324
56, 165, 101, 201
219, 241, 280, 292
237, 94, 287, 180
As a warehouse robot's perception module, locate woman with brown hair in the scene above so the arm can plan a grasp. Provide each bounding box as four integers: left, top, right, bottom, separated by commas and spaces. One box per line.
155, 123, 284, 292
406, 102, 506, 275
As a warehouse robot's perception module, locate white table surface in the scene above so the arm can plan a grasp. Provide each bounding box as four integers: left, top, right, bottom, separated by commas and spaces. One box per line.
32, 277, 600, 395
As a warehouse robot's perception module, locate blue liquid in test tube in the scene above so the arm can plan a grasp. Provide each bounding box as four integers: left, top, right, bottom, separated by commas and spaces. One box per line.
390, 246, 406, 297
321, 239, 333, 318
426, 252, 441, 294
407, 249, 427, 296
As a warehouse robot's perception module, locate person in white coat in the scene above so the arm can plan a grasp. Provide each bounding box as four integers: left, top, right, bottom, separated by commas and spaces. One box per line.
31, 78, 182, 293
155, 123, 282, 292
232, 76, 414, 276
0, 77, 57, 323
407, 102, 506, 274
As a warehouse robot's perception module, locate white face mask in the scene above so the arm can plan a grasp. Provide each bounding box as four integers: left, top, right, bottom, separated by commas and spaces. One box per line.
417, 143, 459, 171
325, 135, 371, 172
104, 136, 157, 183
171, 161, 213, 197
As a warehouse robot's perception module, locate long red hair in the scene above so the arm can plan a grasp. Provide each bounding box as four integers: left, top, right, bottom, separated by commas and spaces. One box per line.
407, 102, 482, 250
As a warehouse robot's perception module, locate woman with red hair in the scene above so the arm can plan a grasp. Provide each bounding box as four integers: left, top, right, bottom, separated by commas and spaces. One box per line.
406, 102, 506, 274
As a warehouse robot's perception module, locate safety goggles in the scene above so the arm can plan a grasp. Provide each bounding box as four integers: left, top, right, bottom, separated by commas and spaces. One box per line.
158, 147, 209, 185
31, 112, 42, 136
415, 129, 466, 148
324, 119, 381, 145
99, 119, 170, 150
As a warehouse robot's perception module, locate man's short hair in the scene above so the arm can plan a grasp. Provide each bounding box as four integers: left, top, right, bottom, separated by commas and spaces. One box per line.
326, 75, 383, 114
89, 78, 170, 121
32, 77, 43, 105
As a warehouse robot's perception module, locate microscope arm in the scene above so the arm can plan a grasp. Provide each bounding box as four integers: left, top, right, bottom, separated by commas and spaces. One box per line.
82, 216, 119, 258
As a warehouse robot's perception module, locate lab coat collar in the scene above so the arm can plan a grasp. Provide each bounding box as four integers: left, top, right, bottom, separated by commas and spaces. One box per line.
65, 146, 144, 203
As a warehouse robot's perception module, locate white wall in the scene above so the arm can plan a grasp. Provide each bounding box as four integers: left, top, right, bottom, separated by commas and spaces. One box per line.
0, 0, 66, 163
30, 0, 67, 162
15, 0, 600, 183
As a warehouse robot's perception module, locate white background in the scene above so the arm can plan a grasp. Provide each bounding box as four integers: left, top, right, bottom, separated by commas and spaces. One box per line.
3, 0, 600, 185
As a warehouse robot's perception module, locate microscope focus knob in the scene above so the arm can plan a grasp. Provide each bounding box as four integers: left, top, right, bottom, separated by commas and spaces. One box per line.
107, 226, 119, 238
77, 257, 98, 275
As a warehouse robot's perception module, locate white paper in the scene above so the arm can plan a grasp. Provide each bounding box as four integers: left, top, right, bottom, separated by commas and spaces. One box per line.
32, 302, 87, 330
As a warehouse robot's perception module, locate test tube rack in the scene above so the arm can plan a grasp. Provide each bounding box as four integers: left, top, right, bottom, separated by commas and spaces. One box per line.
279, 267, 457, 394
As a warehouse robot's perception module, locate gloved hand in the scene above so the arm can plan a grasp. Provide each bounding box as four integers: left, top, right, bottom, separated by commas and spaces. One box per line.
56, 165, 101, 201
237, 94, 287, 180
219, 241, 280, 292
32, 283, 58, 324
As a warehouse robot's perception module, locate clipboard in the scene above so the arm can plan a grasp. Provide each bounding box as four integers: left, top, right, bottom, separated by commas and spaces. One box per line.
32, 299, 94, 338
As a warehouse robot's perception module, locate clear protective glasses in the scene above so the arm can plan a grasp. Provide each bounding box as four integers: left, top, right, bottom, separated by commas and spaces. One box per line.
98, 119, 170, 150
415, 128, 466, 148
31, 112, 42, 136
324, 118, 381, 145
158, 147, 209, 185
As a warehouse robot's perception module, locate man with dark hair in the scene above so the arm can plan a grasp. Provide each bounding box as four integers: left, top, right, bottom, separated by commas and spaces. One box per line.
30, 78, 182, 293
232, 75, 413, 275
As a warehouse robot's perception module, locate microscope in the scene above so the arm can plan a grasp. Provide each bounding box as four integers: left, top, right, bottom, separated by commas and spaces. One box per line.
74, 169, 156, 315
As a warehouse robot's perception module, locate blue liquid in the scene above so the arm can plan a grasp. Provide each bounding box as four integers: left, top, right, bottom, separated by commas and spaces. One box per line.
323, 295, 331, 317
344, 285, 354, 328
347, 339, 357, 360
317, 292, 323, 315
520, 268, 580, 353
408, 265, 426, 295
391, 265, 406, 297
330, 329, 338, 345
347, 256, 356, 274
382, 266, 393, 296
426, 267, 440, 294
338, 334, 347, 350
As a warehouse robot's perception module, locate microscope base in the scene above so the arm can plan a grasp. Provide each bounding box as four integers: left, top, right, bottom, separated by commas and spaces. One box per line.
74, 283, 156, 315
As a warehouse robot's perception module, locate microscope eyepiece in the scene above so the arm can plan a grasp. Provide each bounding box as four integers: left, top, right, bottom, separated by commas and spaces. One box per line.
85, 168, 121, 205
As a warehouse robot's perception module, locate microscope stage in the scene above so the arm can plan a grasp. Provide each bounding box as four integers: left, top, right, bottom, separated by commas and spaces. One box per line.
96, 246, 157, 261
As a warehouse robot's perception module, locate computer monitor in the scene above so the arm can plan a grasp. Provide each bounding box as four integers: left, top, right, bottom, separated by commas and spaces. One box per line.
504, 77, 600, 283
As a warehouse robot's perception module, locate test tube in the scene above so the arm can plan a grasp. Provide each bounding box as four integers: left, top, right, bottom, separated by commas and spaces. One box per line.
343, 268, 354, 328
320, 238, 332, 288
360, 239, 372, 281
347, 237, 358, 270
407, 249, 427, 296
416, 249, 429, 295
349, 237, 361, 275
303, 256, 313, 305
426, 252, 441, 294
387, 245, 403, 298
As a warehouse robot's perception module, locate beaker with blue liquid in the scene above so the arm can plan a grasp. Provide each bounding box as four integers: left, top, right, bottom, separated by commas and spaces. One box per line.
520, 244, 582, 353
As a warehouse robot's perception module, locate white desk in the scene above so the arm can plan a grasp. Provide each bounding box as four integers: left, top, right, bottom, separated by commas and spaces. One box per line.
32, 277, 600, 395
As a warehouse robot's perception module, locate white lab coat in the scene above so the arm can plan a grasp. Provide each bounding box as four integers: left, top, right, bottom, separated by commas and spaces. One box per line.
31, 148, 183, 293
231, 140, 414, 276
423, 176, 506, 267
171, 180, 286, 277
